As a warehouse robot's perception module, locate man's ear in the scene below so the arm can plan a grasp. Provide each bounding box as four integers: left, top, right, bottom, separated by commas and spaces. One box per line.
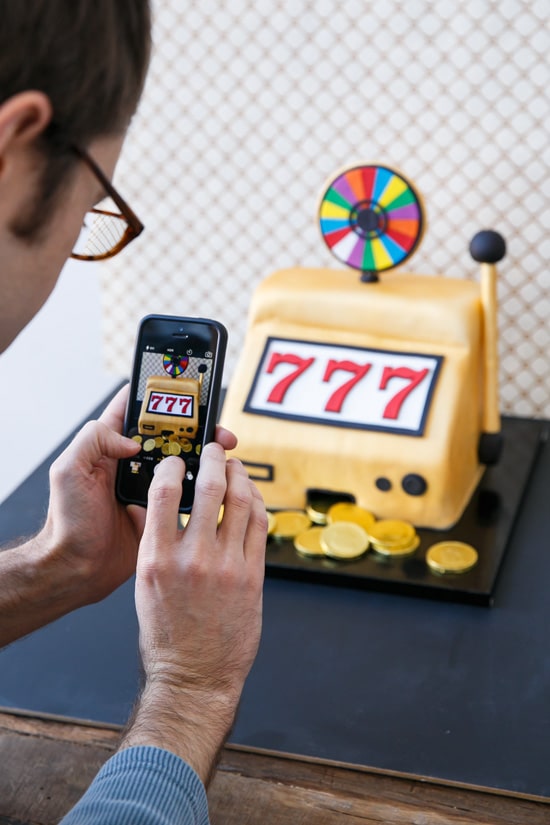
0, 91, 53, 162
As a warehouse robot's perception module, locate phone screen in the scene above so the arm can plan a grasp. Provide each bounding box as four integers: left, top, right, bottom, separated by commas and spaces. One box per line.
116, 315, 227, 511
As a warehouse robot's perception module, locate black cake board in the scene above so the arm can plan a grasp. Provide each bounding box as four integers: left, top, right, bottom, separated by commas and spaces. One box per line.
1, 392, 550, 798
265, 416, 548, 605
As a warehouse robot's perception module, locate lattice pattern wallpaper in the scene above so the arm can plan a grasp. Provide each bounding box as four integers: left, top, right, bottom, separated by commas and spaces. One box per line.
101, 0, 549, 418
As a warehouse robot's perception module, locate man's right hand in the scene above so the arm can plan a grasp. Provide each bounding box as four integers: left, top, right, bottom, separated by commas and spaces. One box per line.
121, 443, 267, 784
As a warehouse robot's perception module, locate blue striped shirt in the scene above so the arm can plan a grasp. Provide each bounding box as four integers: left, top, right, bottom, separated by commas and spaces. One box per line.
60, 746, 210, 825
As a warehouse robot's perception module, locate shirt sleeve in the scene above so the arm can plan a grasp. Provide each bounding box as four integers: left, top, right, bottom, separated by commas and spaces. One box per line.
59, 746, 211, 825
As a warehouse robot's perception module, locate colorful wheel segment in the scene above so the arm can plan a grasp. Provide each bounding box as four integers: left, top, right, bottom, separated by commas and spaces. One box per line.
319, 164, 424, 274
163, 353, 189, 376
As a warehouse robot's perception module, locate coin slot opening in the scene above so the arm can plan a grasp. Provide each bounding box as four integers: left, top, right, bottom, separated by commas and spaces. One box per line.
306, 488, 355, 508
241, 461, 274, 482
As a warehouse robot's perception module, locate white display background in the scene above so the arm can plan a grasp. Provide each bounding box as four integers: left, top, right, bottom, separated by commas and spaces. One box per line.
102, 0, 549, 418
0, 261, 117, 502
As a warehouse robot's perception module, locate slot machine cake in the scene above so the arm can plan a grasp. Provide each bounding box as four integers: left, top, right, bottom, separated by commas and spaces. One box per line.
221, 163, 506, 531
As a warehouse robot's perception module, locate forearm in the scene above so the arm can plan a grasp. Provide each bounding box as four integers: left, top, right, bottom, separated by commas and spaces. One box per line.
121, 451, 266, 786
119, 678, 238, 787
0, 531, 83, 648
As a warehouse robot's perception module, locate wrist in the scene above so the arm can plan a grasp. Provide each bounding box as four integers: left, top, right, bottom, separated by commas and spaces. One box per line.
36, 515, 104, 604
0, 530, 85, 647
120, 675, 240, 785
35, 520, 93, 603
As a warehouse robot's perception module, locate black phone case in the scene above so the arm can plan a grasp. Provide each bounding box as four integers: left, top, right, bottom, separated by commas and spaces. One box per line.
115, 314, 227, 512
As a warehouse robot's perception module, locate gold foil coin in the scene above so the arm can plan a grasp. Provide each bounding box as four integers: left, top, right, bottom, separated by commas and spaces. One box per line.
368, 519, 416, 548
143, 438, 156, 452
426, 541, 479, 574
306, 491, 356, 525
294, 527, 326, 557
372, 534, 420, 557
180, 507, 223, 529
306, 504, 329, 525
132, 434, 143, 444
320, 521, 369, 560
155, 436, 165, 448
266, 511, 277, 535
161, 441, 182, 456
271, 510, 312, 540
327, 502, 376, 533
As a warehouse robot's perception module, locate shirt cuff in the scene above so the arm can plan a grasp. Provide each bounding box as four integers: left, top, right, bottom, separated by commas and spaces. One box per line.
59, 745, 210, 825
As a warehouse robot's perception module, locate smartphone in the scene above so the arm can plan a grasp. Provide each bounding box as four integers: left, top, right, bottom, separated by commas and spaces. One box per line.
116, 314, 227, 512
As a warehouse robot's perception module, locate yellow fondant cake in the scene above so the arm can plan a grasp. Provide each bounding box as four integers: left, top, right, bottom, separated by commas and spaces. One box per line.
221, 163, 504, 531
221, 267, 487, 529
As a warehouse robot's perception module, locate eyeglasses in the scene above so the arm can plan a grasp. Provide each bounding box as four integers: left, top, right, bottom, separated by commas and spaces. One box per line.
70, 145, 144, 261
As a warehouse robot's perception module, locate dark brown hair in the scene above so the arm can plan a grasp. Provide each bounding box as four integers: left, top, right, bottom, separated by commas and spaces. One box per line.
0, 0, 152, 237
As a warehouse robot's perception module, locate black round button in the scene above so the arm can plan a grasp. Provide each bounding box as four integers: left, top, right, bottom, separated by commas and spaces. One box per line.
375, 477, 392, 492
469, 230, 506, 264
402, 473, 427, 496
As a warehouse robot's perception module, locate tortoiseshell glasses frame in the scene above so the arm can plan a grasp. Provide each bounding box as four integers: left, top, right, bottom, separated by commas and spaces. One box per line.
70, 144, 144, 261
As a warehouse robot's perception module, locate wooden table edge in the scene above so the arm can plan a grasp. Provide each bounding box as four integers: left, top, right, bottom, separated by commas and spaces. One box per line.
1, 707, 548, 825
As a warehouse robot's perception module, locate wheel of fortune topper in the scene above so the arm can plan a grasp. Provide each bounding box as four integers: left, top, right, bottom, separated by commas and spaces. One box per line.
318, 163, 425, 281
163, 352, 189, 376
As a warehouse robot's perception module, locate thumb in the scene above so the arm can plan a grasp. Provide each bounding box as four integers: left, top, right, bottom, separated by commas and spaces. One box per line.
127, 503, 147, 535
57, 420, 141, 471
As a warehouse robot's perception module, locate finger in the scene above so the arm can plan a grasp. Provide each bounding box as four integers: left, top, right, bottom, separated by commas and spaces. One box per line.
127, 503, 147, 537
214, 425, 238, 451
186, 442, 228, 540
243, 482, 269, 567
142, 456, 185, 548
217, 458, 254, 555
99, 384, 130, 433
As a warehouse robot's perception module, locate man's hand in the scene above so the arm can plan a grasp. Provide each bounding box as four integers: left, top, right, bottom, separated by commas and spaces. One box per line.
39, 385, 145, 604
42, 385, 240, 606
121, 444, 267, 784
0, 383, 240, 647
0, 385, 142, 647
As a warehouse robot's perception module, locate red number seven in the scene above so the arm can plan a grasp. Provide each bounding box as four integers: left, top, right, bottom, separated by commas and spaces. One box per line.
379, 366, 429, 420
265, 352, 315, 404
150, 393, 162, 411
322, 359, 372, 413
179, 397, 191, 414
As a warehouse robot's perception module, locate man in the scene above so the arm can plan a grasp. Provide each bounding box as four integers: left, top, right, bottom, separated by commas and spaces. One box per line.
0, 2, 267, 822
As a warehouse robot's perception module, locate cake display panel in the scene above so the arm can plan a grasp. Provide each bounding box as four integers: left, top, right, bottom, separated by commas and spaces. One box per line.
244, 336, 442, 436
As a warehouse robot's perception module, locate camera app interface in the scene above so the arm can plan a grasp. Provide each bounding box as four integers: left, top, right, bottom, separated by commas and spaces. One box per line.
119, 325, 217, 507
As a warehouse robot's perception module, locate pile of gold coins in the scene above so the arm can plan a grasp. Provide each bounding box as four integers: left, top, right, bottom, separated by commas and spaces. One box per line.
132, 433, 198, 456
267, 499, 478, 575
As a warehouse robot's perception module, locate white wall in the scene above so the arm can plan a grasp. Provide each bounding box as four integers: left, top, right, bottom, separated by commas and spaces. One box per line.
104, 0, 550, 419
0, 260, 119, 504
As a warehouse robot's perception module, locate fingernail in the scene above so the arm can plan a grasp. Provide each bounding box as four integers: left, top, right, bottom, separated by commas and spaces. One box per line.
203, 441, 225, 457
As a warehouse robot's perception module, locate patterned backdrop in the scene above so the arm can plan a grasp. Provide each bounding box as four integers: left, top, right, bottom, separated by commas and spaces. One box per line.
137, 352, 212, 404
101, 0, 549, 418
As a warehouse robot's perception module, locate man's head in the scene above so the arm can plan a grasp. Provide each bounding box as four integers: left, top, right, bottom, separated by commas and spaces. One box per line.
0, 0, 151, 350
0, 0, 151, 239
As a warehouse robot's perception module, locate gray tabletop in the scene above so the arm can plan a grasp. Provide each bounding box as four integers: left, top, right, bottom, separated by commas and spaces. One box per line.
0, 390, 548, 797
